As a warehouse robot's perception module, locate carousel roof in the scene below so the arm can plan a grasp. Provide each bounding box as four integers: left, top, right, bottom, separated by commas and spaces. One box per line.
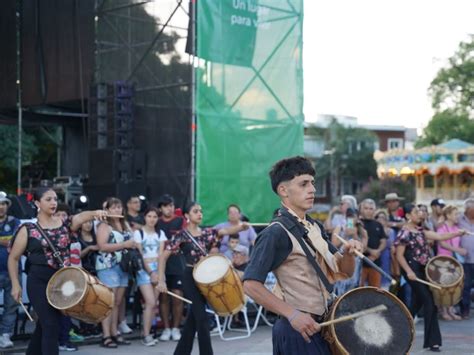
375, 139, 474, 177
438, 139, 473, 150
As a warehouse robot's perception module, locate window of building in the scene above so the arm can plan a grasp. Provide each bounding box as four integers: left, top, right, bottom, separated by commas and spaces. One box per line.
388, 138, 403, 150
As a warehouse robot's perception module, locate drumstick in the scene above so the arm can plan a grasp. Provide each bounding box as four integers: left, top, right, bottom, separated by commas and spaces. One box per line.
166, 290, 193, 305
334, 234, 397, 286
319, 305, 387, 327
106, 214, 124, 218
414, 277, 442, 290
249, 223, 269, 227
19, 300, 34, 322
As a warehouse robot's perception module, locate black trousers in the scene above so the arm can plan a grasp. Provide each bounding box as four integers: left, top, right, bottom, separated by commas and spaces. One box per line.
272, 317, 330, 355
26, 265, 61, 355
174, 267, 213, 355
403, 260, 441, 349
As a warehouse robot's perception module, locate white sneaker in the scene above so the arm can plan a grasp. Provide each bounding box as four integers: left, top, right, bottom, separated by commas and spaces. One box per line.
171, 328, 181, 341
159, 328, 171, 341
118, 321, 132, 334
0, 334, 13, 348
142, 335, 157, 346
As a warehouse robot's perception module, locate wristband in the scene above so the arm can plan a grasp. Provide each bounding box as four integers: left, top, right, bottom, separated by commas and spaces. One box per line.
288, 309, 300, 322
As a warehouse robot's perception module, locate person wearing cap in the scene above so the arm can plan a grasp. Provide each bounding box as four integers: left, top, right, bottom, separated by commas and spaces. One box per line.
0, 193, 20, 348
430, 199, 446, 231
384, 193, 405, 232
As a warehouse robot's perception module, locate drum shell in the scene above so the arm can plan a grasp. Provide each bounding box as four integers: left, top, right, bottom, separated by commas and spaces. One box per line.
425, 255, 464, 307
46, 267, 114, 324
325, 287, 414, 355
193, 255, 245, 316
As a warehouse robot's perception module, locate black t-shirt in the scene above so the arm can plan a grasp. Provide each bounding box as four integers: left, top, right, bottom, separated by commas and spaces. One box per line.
126, 213, 145, 229
361, 218, 387, 267
78, 234, 97, 274
157, 216, 185, 276
243, 210, 337, 284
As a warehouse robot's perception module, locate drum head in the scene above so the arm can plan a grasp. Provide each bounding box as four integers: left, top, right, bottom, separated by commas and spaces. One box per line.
426, 256, 463, 287
332, 287, 413, 354
193, 255, 229, 284
47, 268, 87, 309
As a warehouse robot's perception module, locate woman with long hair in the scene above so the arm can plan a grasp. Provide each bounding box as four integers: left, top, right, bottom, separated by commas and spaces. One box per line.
157, 201, 248, 355
436, 205, 467, 321
395, 203, 466, 352
95, 197, 136, 348
133, 207, 167, 346
7, 187, 107, 355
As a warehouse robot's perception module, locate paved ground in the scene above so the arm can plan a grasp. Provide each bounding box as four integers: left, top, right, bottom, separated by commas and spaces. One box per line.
3, 314, 473, 354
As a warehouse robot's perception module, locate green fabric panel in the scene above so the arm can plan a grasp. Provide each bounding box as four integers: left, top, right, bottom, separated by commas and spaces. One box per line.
196, 0, 304, 225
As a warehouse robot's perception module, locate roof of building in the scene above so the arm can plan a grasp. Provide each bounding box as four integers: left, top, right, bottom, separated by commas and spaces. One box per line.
437, 139, 473, 150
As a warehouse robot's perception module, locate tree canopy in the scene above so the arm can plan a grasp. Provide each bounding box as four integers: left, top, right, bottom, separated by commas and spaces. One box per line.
417, 36, 474, 147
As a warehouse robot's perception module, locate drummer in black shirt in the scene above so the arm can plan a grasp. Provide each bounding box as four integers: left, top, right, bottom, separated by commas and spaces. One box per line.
243, 156, 362, 355
359, 198, 387, 288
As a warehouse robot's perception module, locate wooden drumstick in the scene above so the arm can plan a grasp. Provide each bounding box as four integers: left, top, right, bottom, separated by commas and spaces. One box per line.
249, 223, 269, 227
106, 214, 124, 218
165, 290, 193, 305
19, 300, 34, 322
334, 234, 397, 286
414, 277, 442, 290
319, 305, 387, 327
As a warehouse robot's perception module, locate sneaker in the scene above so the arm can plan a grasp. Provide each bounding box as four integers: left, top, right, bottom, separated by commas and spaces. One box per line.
118, 321, 133, 334
142, 335, 157, 346
69, 329, 84, 343
159, 328, 171, 341
0, 334, 13, 348
59, 342, 78, 352
171, 328, 181, 341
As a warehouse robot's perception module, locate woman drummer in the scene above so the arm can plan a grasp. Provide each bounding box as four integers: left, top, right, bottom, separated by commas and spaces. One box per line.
395, 203, 466, 352
7, 187, 107, 355
95, 197, 137, 348
157, 201, 248, 355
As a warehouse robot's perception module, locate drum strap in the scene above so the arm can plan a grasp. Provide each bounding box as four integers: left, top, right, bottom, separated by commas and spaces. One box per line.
273, 215, 334, 294
183, 230, 208, 256
35, 223, 65, 268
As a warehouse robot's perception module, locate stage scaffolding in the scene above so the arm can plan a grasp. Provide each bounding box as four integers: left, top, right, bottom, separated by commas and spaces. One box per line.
91, 0, 194, 205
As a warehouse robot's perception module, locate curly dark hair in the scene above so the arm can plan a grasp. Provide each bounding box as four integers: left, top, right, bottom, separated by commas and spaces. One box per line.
269, 156, 315, 194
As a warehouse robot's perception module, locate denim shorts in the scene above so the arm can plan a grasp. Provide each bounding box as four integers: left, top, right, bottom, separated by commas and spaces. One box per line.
136, 262, 158, 287
97, 264, 129, 288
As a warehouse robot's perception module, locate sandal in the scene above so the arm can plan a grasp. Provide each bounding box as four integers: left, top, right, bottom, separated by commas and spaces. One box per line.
111, 335, 131, 345
100, 336, 118, 348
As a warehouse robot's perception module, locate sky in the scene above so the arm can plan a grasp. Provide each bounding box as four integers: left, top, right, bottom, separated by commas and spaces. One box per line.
303, 0, 474, 130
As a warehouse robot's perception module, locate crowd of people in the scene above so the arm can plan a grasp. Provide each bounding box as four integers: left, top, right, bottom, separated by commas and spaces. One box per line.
0, 162, 473, 354
322, 193, 474, 351
0, 189, 256, 354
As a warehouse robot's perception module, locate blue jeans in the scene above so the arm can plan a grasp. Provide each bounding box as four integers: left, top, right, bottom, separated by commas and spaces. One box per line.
0, 272, 18, 335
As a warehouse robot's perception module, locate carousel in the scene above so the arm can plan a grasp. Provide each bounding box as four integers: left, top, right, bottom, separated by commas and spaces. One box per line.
374, 139, 474, 207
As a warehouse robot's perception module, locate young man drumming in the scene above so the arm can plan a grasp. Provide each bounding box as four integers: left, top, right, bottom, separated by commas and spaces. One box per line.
243, 156, 362, 354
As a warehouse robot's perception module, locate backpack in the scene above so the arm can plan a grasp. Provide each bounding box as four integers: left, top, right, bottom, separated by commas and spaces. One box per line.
118, 232, 145, 277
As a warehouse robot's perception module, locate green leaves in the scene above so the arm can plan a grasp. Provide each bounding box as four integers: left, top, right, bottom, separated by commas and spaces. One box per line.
419, 36, 474, 148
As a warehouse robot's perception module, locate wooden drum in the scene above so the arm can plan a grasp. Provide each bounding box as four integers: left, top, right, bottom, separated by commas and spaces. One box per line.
426, 255, 464, 306
325, 287, 414, 355
46, 267, 114, 323
193, 254, 245, 316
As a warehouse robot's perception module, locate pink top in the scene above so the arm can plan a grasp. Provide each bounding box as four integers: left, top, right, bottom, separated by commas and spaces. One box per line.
436, 223, 460, 257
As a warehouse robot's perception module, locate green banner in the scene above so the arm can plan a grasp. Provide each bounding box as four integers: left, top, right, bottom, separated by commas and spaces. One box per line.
196, 0, 304, 225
